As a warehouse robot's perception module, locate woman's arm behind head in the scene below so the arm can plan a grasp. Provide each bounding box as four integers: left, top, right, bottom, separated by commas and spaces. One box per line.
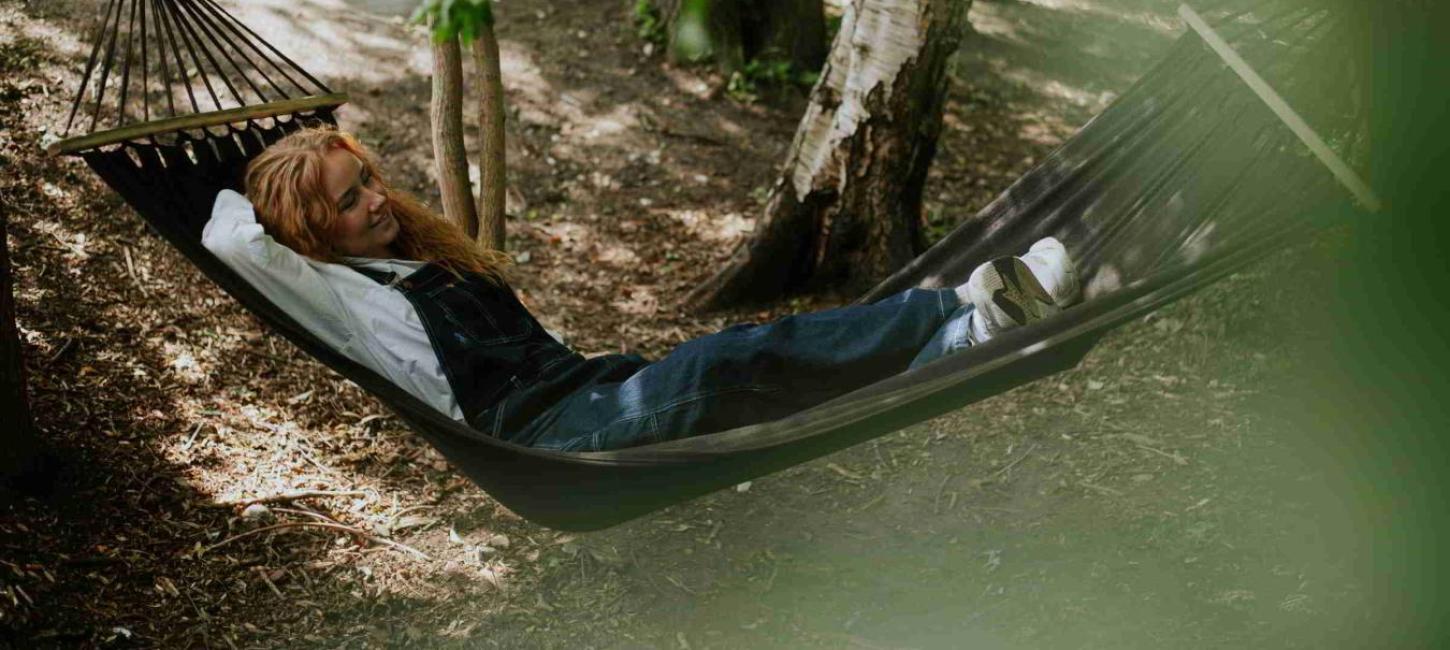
203, 188, 358, 351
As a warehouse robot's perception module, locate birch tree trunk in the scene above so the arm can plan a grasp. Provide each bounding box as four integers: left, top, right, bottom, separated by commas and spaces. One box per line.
1, 211, 50, 493
472, 24, 507, 252
430, 33, 479, 238
689, 0, 971, 309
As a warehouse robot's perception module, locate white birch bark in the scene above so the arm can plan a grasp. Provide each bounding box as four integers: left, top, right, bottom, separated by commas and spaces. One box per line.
688, 0, 970, 310
790, 0, 924, 198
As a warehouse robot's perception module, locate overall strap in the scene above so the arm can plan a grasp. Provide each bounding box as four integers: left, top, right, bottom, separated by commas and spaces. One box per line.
350, 262, 465, 293
349, 264, 401, 286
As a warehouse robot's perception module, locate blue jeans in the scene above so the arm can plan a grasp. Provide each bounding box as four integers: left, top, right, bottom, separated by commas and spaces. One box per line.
515, 288, 976, 451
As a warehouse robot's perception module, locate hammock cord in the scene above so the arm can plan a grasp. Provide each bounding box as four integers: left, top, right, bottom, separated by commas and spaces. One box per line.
89, 0, 124, 133
149, 0, 177, 119
163, 0, 228, 112
60, 0, 337, 143
199, 0, 331, 96
156, 0, 202, 117
175, 0, 264, 106
192, 0, 292, 100
116, 0, 137, 126
139, 0, 149, 123
62, 0, 114, 136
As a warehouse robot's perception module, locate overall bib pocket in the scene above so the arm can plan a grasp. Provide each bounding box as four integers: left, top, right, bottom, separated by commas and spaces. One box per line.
425, 284, 533, 345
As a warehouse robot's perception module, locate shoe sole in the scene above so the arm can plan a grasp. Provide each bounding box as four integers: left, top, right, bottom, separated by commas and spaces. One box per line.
1023, 237, 1081, 306
984, 257, 1055, 326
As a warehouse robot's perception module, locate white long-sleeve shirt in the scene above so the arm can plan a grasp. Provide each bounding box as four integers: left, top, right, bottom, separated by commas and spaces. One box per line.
202, 189, 466, 421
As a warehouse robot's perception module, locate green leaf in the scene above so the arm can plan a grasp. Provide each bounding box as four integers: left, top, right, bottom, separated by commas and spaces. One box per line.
633, 0, 665, 45
454, 7, 476, 41
413, 0, 492, 42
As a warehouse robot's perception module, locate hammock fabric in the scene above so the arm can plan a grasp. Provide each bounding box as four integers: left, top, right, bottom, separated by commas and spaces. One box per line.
53, 0, 1368, 531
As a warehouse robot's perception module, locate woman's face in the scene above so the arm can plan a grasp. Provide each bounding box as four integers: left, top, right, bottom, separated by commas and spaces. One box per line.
321, 147, 399, 258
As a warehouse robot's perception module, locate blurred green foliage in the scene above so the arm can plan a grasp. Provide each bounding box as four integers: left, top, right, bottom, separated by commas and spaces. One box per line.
411, 0, 495, 43
671, 0, 713, 63
629, 1, 824, 103
1311, 3, 1450, 642
633, 0, 667, 45
726, 58, 820, 103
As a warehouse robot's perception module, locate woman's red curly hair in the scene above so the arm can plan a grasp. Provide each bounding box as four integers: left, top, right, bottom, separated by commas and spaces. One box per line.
244, 126, 511, 284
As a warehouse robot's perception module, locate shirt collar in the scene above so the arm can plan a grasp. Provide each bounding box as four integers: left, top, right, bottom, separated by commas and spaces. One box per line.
342, 255, 426, 270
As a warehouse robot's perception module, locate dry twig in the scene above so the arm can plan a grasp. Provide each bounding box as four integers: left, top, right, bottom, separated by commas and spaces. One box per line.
208, 489, 367, 508
988, 443, 1039, 481
201, 521, 429, 560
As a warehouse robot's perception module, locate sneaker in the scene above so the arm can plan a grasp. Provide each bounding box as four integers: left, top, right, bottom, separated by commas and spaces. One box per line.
1021, 236, 1081, 307
958, 237, 1079, 343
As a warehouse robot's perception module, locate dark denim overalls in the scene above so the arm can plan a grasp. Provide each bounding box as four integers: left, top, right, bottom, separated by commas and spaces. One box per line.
353, 263, 975, 452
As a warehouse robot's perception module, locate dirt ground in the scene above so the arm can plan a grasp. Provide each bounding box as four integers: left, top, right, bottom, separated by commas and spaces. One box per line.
0, 0, 1391, 648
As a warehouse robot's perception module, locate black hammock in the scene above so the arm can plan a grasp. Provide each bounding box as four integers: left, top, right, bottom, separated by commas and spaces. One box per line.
51, 0, 1375, 531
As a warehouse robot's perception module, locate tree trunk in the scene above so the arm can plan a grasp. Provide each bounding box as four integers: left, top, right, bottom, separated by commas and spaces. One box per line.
472, 24, 507, 251
689, 0, 971, 310
749, 0, 828, 72
430, 32, 479, 238
664, 0, 827, 75
1, 210, 49, 493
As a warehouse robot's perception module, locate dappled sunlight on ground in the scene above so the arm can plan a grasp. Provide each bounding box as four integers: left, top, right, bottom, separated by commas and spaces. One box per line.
668, 209, 756, 244
502, 43, 561, 120
565, 103, 642, 144
234, 0, 429, 85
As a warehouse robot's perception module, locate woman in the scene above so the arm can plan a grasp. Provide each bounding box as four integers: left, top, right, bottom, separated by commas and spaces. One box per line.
203, 128, 1079, 452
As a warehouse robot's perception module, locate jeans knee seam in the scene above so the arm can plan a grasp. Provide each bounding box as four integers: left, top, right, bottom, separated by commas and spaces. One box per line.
595, 383, 777, 440
588, 411, 651, 450
589, 384, 778, 449
650, 383, 779, 416
491, 393, 509, 437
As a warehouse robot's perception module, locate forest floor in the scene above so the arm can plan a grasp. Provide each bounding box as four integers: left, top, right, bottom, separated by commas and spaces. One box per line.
1, 0, 1385, 648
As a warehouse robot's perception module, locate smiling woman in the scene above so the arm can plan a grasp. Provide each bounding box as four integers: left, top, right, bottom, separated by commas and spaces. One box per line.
203, 127, 1077, 452
240, 128, 510, 283
319, 149, 399, 259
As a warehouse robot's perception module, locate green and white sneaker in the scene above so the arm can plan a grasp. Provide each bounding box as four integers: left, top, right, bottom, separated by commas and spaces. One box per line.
958, 237, 1080, 344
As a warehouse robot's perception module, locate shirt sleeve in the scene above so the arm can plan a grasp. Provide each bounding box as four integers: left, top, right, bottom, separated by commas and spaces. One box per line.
202, 190, 356, 351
